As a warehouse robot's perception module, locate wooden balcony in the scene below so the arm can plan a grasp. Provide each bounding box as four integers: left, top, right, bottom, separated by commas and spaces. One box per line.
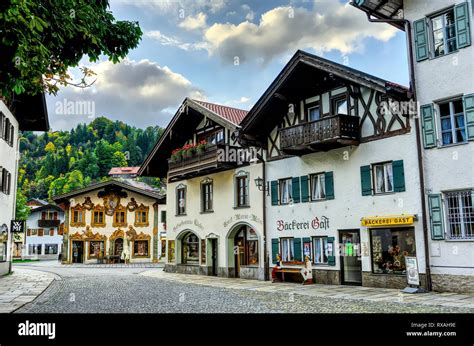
168, 144, 238, 181
279, 114, 360, 155
38, 219, 60, 228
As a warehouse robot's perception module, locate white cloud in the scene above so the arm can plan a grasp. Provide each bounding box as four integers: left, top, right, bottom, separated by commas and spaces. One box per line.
47, 59, 204, 130
115, 0, 227, 15
242, 4, 255, 21
200, 2, 397, 64
179, 13, 208, 31
145, 31, 209, 51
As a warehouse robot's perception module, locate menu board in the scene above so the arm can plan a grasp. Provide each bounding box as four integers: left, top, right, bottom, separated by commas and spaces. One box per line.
405, 256, 420, 286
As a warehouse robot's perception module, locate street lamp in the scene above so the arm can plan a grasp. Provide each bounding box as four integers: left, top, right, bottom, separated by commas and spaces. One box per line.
254, 177, 269, 196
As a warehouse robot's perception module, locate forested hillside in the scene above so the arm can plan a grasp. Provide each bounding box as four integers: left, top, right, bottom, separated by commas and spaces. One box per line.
18, 117, 163, 201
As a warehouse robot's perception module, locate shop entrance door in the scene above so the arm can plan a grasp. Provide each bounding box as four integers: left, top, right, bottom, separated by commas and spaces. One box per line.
210, 238, 218, 276
339, 230, 362, 285
234, 235, 245, 278
72, 241, 84, 263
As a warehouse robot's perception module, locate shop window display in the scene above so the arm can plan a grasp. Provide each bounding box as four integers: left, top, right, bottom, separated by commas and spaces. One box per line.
133, 240, 149, 257
182, 232, 199, 264
370, 228, 416, 274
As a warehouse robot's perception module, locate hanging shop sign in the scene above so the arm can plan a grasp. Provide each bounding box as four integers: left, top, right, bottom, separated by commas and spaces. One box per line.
361, 215, 416, 227
405, 256, 420, 286
11, 220, 26, 233
276, 216, 329, 232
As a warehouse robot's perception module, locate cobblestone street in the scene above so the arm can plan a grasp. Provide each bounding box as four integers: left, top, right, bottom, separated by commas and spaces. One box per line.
7, 262, 474, 314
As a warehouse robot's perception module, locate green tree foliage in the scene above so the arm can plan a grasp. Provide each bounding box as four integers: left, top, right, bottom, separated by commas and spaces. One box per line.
19, 117, 162, 201
0, 0, 142, 97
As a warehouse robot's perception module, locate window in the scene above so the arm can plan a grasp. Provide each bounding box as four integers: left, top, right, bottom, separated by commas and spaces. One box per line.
38, 229, 44, 237
160, 210, 167, 224
92, 210, 105, 227
0, 168, 11, 195
313, 237, 329, 264
445, 190, 474, 240
310, 173, 326, 200
373, 162, 394, 194
71, 206, 85, 227
0, 242, 6, 262
439, 99, 466, 145
201, 180, 213, 212
49, 228, 54, 236
134, 206, 149, 227
279, 178, 292, 205
201, 129, 224, 145
176, 186, 186, 215
332, 96, 348, 115
280, 238, 294, 262
236, 175, 249, 207
112, 205, 127, 227
431, 9, 457, 57
89, 241, 104, 258
182, 232, 199, 264
234, 226, 259, 266
0, 112, 4, 140
29, 244, 42, 255
370, 228, 416, 275
133, 240, 149, 257
308, 105, 320, 122
44, 244, 58, 255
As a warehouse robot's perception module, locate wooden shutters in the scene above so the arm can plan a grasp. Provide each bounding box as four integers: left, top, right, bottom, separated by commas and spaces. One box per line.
392, 160, 406, 192
463, 93, 474, 140
327, 237, 335, 266
455, 2, 471, 49
324, 172, 334, 200
413, 18, 429, 61
271, 238, 279, 263
291, 177, 300, 203
360, 165, 372, 196
428, 194, 445, 240
270, 180, 279, 206
300, 175, 309, 202
293, 238, 302, 261
421, 104, 437, 148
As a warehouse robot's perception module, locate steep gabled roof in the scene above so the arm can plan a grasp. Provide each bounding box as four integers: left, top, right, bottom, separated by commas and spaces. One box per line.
108, 167, 140, 175
138, 98, 248, 177
350, 0, 405, 31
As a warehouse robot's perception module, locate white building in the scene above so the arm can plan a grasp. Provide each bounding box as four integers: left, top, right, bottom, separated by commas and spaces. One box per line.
239, 50, 426, 289
353, 0, 473, 293
24, 204, 65, 260
0, 95, 48, 275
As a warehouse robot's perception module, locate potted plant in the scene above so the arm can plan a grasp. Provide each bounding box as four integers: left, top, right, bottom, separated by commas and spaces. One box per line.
196, 140, 207, 155
171, 148, 182, 163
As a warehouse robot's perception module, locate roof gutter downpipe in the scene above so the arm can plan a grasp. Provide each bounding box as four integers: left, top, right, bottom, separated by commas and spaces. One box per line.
365, 13, 432, 291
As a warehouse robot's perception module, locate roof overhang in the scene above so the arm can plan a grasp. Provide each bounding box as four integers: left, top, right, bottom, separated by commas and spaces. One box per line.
11, 93, 49, 131
138, 98, 240, 178
350, 0, 405, 30
239, 50, 409, 141
30, 204, 64, 213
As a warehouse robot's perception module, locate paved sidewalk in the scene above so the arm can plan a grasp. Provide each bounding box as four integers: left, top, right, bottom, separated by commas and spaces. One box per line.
0, 268, 58, 313
141, 269, 474, 310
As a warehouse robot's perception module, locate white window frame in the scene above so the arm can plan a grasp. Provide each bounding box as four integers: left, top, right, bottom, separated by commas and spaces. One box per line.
372, 162, 394, 194
438, 98, 467, 146
279, 178, 292, 205
280, 238, 294, 262
308, 105, 321, 122
444, 190, 474, 240
201, 179, 213, 212
310, 173, 326, 200
312, 236, 329, 264
430, 8, 457, 58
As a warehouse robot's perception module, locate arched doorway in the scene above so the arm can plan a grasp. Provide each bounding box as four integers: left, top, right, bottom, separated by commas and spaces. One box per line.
181, 231, 199, 264
114, 238, 123, 256
229, 224, 259, 278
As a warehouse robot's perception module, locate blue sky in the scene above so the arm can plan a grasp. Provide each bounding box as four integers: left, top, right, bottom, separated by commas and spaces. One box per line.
47, 0, 409, 131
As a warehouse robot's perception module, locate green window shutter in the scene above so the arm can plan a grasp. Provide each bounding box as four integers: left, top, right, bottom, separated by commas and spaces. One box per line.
360, 165, 372, 196
463, 93, 474, 140
455, 2, 471, 49
421, 104, 437, 148
324, 171, 334, 200
392, 160, 406, 192
354, 0, 365, 5
327, 237, 336, 266
300, 175, 309, 202
271, 180, 279, 206
428, 194, 445, 240
413, 18, 429, 61
271, 238, 279, 263
293, 238, 302, 261
292, 177, 301, 203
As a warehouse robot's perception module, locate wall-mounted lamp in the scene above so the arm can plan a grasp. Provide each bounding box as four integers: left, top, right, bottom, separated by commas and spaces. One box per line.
254, 177, 270, 196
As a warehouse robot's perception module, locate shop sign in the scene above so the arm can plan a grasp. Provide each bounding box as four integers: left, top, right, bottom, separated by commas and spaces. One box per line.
11, 220, 26, 233
361, 215, 415, 227
276, 216, 329, 232
172, 219, 204, 232
405, 256, 420, 286
223, 214, 263, 228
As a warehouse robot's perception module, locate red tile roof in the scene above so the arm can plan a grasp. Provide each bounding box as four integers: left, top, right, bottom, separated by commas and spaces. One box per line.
192, 100, 248, 125
108, 167, 140, 175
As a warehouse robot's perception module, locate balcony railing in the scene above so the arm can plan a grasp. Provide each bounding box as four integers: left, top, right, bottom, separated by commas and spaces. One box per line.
38, 219, 60, 228
168, 144, 238, 180
279, 114, 360, 154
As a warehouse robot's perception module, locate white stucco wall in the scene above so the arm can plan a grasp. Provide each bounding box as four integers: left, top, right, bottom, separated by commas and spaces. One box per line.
0, 100, 19, 275
266, 126, 426, 275
167, 163, 265, 274
405, 0, 474, 275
